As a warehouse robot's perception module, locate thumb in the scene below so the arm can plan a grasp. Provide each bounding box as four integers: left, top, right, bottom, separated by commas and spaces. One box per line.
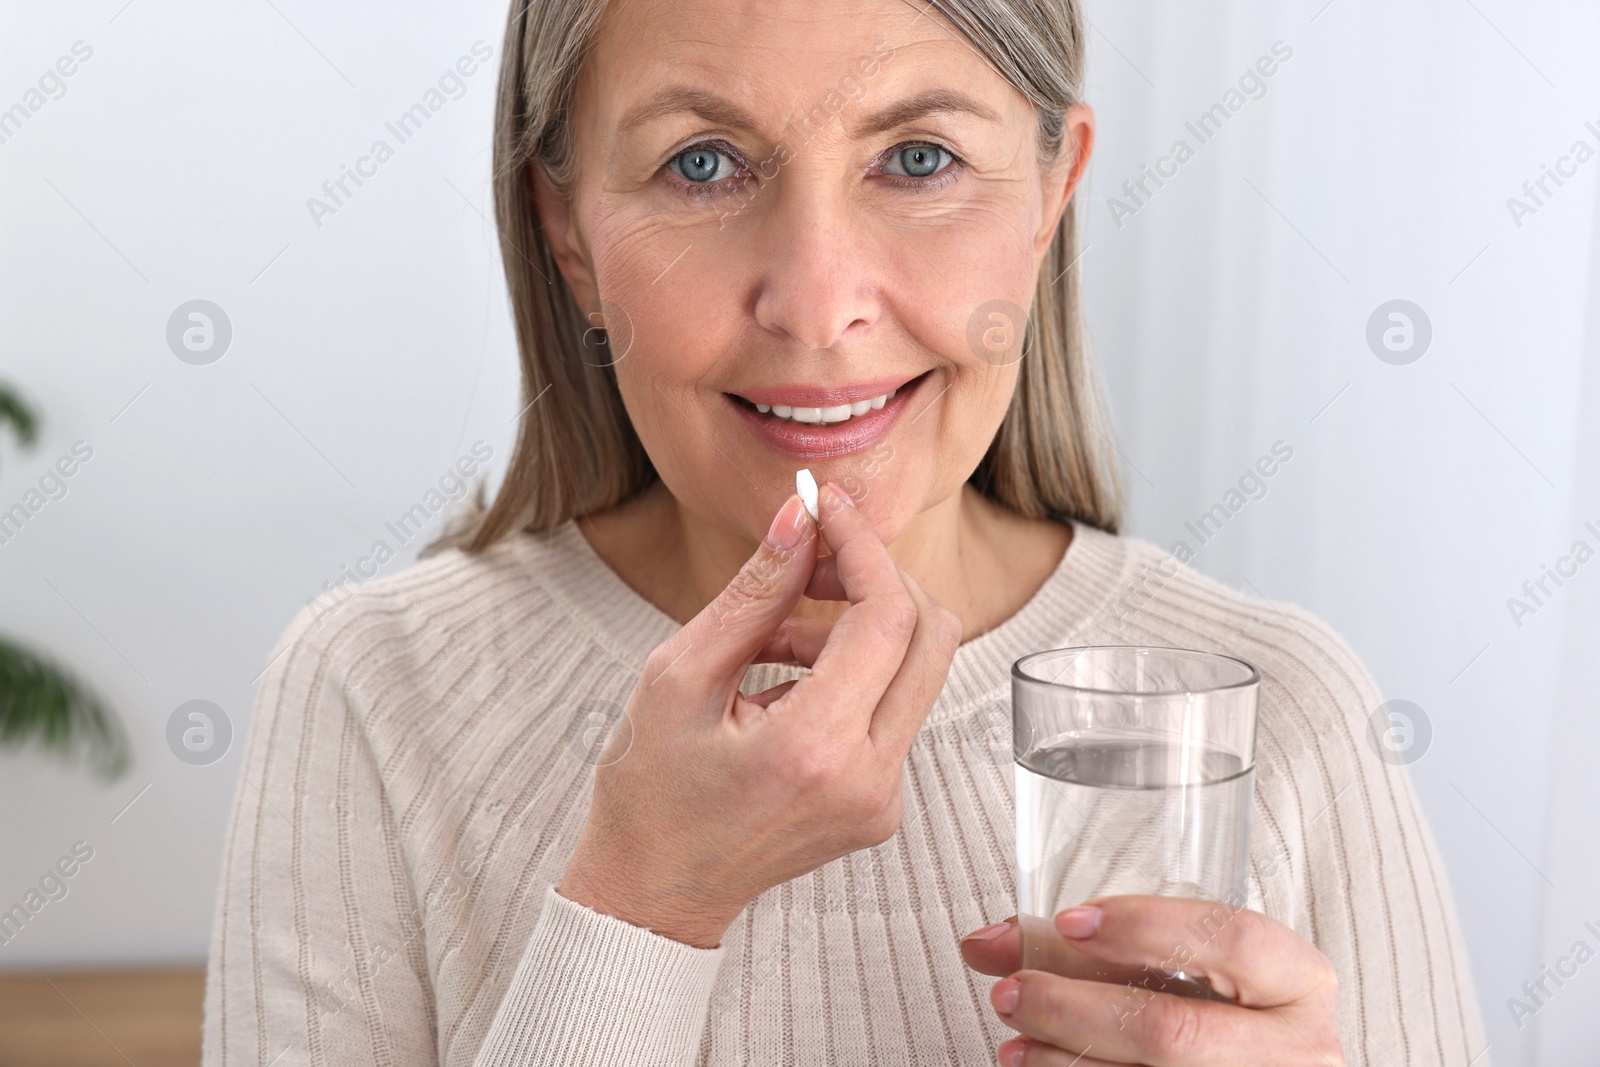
655, 494, 817, 690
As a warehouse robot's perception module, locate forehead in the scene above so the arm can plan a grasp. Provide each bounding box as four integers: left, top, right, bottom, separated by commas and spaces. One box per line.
580, 0, 1023, 134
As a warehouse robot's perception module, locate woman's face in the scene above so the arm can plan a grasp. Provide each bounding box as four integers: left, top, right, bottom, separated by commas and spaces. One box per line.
539, 0, 1089, 545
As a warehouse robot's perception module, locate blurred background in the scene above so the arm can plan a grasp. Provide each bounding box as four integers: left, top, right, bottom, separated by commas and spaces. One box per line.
2, 0, 1596, 1064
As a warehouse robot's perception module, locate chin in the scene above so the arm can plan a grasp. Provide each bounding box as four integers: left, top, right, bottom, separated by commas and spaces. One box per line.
802, 472, 934, 554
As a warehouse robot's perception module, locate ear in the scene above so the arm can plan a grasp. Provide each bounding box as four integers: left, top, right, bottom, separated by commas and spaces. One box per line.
1034, 102, 1095, 262
530, 162, 600, 314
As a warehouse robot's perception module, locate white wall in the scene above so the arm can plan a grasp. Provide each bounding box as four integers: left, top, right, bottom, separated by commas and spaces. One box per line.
0, 0, 521, 964
2, 2, 1597, 1064
1079, 3, 1600, 1064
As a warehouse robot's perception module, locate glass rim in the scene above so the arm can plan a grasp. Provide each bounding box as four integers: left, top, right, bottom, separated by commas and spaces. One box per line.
1011, 644, 1262, 697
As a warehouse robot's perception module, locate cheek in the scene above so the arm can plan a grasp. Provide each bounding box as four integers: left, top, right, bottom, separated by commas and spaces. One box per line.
588, 211, 734, 375
881, 209, 1035, 443
585, 214, 748, 484
894, 188, 1040, 286
881, 201, 1040, 369
866, 235, 1031, 519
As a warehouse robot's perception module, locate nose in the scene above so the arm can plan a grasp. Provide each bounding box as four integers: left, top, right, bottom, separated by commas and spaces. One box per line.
750, 178, 880, 351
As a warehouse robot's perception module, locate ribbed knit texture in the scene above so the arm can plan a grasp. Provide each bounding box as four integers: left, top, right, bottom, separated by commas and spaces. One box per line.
202, 520, 1490, 1065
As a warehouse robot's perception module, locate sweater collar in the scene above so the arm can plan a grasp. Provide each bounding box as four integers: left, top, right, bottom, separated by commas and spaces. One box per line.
518, 516, 1132, 725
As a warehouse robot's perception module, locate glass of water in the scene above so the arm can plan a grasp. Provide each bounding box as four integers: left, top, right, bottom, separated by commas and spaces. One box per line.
1012, 646, 1260, 991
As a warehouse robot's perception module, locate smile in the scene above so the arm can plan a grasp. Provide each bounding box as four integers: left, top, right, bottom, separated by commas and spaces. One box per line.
752, 387, 897, 425
724, 371, 933, 461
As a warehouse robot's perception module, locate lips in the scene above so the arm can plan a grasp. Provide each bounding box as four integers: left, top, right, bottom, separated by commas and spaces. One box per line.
729, 373, 922, 409
725, 370, 932, 461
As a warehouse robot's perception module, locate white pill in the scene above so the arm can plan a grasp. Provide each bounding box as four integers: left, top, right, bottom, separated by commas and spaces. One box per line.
796, 468, 819, 521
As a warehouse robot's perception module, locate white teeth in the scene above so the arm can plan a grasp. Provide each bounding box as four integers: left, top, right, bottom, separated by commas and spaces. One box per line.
751, 388, 900, 425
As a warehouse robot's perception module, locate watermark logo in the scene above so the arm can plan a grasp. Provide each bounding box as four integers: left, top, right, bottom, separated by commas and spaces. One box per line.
1365, 699, 1431, 765
1106, 40, 1295, 229
833, 441, 896, 507
306, 41, 494, 230
1505, 519, 1599, 630
713, 39, 897, 230
0, 439, 93, 548
314, 837, 494, 1024
1505, 118, 1600, 230
1366, 300, 1431, 365
0, 40, 94, 148
167, 300, 232, 365
563, 698, 631, 767
966, 299, 1028, 366
167, 699, 232, 765
958, 696, 1013, 767
1507, 916, 1600, 1029
308, 441, 495, 625
580, 300, 634, 368
1169, 440, 1295, 560
0, 841, 94, 947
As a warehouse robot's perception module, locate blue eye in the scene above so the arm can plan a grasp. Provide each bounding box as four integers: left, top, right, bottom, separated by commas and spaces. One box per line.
671, 145, 739, 183
884, 144, 950, 178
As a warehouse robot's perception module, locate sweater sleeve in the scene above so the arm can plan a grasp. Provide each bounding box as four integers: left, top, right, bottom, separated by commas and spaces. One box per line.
202, 602, 725, 1067
1260, 604, 1492, 1067
473, 887, 725, 1064
201, 603, 441, 1066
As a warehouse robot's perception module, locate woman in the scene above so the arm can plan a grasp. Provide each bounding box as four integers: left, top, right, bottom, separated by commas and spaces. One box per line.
203, 0, 1490, 1063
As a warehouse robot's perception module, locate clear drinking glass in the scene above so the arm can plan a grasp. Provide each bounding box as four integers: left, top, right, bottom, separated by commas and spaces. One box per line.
1012, 646, 1260, 995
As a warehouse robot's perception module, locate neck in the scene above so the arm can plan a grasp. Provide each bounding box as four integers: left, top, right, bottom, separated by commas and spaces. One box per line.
578, 480, 1073, 641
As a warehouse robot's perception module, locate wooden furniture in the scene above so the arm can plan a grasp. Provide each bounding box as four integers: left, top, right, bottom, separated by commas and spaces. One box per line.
0, 968, 204, 1067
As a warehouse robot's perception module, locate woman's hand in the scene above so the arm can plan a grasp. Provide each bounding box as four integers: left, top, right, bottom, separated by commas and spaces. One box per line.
961, 897, 1345, 1066
559, 482, 963, 948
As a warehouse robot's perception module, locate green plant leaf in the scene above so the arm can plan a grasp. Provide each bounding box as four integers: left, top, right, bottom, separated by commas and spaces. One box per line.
0, 382, 41, 459
0, 636, 129, 778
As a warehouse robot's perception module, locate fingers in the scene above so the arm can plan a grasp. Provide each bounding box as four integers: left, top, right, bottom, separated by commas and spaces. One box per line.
861, 565, 963, 757
960, 918, 1024, 977
1051, 897, 1337, 1008
977, 900, 1345, 1066
991, 970, 1288, 1067
752, 616, 832, 667
960, 917, 1148, 986
646, 494, 817, 694
996, 1038, 1124, 1067
745, 678, 798, 709
788, 483, 922, 728
802, 555, 846, 601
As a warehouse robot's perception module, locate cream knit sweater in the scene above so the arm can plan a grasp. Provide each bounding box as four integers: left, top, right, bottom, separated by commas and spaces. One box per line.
202, 519, 1490, 1066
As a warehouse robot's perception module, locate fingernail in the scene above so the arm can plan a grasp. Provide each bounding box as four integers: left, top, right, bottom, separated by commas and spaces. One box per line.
990, 978, 1019, 1015
764, 495, 808, 550
997, 1038, 1026, 1067
819, 480, 854, 513
1055, 905, 1102, 939
962, 920, 1014, 943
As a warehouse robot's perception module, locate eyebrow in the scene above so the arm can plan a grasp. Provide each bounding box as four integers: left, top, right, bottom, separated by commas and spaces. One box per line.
616, 85, 1001, 140
851, 88, 1001, 137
